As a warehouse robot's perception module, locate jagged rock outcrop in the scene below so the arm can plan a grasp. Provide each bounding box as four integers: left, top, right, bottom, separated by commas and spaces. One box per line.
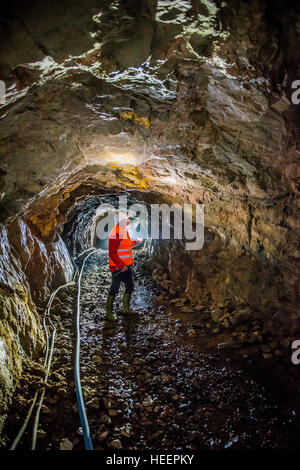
0, 225, 45, 434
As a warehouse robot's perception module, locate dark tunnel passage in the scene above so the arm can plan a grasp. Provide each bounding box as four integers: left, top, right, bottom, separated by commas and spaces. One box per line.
0, 0, 300, 453
1, 186, 300, 451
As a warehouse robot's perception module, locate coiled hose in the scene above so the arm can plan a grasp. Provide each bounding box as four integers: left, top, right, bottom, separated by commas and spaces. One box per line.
74, 248, 100, 450
31, 281, 76, 450
10, 280, 75, 450
9, 247, 100, 450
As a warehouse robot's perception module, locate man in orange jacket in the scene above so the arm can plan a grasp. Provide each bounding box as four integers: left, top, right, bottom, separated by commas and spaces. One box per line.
105, 212, 142, 322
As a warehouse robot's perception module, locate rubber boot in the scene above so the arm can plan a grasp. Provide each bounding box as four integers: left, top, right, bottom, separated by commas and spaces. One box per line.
121, 292, 137, 314
105, 295, 117, 322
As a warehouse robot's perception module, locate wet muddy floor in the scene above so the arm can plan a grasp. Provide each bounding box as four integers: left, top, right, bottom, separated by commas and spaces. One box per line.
3, 251, 300, 450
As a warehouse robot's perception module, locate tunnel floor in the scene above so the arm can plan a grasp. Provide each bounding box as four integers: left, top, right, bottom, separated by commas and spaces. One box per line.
4, 251, 300, 450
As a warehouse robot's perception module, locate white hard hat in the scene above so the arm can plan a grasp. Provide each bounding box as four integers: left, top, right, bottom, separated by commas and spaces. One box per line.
115, 211, 128, 223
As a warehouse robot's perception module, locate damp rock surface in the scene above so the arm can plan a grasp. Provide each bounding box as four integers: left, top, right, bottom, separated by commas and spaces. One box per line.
4, 251, 299, 450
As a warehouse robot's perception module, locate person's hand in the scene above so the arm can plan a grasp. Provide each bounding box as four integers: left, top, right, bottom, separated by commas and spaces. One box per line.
136, 238, 142, 245
121, 266, 128, 272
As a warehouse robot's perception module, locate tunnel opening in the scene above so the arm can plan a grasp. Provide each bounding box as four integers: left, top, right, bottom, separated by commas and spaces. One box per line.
2, 179, 299, 450
1, 174, 300, 450
1, 159, 299, 451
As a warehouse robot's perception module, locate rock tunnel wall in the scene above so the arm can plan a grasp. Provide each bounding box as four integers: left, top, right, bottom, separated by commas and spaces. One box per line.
152, 228, 299, 338
0, 216, 74, 433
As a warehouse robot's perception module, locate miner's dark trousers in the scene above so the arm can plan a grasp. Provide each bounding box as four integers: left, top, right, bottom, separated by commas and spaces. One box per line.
108, 266, 134, 296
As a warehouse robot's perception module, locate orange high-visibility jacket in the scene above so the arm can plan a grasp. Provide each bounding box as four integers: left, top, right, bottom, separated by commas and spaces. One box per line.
108, 224, 136, 270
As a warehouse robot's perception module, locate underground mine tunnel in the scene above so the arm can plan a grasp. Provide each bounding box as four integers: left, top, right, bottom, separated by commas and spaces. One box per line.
0, 0, 300, 453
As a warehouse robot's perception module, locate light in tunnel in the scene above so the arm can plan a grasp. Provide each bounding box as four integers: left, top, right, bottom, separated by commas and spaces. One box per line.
107, 150, 138, 166
84, 144, 143, 167
100, 149, 140, 166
